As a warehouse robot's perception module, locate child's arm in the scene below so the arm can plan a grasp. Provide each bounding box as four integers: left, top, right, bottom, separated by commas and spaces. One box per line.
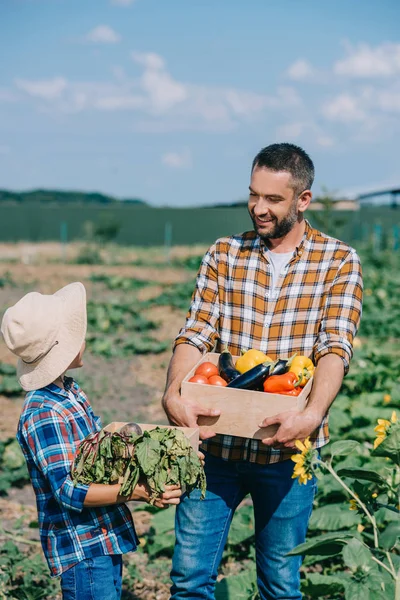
22, 407, 182, 512
84, 482, 182, 509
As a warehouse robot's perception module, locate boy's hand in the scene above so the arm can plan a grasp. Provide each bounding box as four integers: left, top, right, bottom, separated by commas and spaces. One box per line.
197, 450, 205, 466
128, 482, 183, 508
153, 484, 182, 509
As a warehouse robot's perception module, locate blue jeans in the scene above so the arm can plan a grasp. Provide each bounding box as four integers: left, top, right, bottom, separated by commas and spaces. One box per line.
60, 554, 123, 600
171, 452, 316, 600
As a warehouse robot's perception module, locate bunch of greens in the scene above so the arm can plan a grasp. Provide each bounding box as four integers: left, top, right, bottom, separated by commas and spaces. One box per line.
71, 426, 206, 502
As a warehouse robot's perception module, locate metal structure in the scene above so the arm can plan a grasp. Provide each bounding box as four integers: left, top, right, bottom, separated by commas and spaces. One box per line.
357, 188, 400, 208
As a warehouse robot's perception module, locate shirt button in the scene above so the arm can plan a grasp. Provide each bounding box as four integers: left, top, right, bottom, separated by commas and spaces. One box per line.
298, 250, 303, 256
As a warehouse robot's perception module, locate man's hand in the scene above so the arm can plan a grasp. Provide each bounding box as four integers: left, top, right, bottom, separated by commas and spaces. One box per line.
163, 392, 220, 440
130, 482, 183, 509
259, 410, 322, 449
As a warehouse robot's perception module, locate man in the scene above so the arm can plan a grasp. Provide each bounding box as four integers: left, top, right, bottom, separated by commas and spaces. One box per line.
162, 143, 363, 600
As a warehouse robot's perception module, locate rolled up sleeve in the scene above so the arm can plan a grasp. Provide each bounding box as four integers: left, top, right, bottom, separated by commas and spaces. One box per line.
174, 245, 220, 353
313, 249, 363, 374
23, 408, 89, 513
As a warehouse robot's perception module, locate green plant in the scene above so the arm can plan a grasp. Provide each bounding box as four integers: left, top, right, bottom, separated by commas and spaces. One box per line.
0, 363, 20, 396
75, 245, 103, 264
0, 541, 60, 599
0, 439, 29, 495
290, 426, 400, 599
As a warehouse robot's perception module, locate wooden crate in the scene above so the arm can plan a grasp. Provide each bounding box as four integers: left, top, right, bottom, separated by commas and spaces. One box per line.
104, 422, 199, 452
181, 352, 313, 440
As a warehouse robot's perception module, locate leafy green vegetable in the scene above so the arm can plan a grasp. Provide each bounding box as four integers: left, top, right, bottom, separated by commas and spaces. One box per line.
71, 427, 206, 502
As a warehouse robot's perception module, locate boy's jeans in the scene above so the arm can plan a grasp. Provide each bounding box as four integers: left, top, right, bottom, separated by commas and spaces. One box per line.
60, 554, 123, 600
171, 452, 316, 600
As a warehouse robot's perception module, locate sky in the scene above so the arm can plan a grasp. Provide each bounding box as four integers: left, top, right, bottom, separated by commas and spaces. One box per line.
0, 0, 400, 207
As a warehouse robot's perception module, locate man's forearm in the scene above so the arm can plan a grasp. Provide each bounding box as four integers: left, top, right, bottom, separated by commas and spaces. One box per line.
162, 343, 202, 408
305, 353, 345, 421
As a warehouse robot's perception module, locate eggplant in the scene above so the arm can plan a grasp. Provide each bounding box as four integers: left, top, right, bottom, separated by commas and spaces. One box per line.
218, 347, 241, 383
269, 353, 297, 376
270, 359, 288, 376
227, 360, 274, 390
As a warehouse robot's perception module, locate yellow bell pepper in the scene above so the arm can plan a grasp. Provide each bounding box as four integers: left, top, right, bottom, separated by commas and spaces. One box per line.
235, 349, 273, 374
289, 356, 315, 386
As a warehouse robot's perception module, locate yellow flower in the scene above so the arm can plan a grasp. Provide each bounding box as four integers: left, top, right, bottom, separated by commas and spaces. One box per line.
383, 394, 391, 404
373, 411, 397, 449
291, 437, 316, 485
349, 496, 359, 511
372, 492, 378, 499
357, 524, 365, 533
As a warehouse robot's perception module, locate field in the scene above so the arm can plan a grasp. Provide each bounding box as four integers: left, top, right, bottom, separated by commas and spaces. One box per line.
0, 240, 399, 600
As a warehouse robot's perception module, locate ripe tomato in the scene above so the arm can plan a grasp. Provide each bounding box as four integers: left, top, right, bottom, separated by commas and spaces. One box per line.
195, 362, 219, 378
208, 375, 228, 387
188, 374, 209, 385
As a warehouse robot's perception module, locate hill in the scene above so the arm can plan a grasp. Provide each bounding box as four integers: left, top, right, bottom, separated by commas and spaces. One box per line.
0, 189, 147, 205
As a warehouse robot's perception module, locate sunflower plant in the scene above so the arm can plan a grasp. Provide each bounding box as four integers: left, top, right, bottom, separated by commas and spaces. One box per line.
289, 411, 400, 600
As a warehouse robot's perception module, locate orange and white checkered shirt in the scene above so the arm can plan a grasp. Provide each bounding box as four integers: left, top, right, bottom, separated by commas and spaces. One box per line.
174, 220, 363, 464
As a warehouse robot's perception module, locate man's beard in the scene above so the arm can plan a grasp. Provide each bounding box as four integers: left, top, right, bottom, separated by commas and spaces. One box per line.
250, 204, 298, 241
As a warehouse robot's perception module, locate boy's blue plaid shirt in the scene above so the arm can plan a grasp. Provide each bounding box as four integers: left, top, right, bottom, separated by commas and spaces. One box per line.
17, 377, 138, 577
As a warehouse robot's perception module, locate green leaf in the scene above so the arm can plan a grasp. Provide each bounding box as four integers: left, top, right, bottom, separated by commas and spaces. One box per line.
330, 440, 360, 458
227, 505, 254, 546
336, 467, 388, 486
287, 532, 353, 557
341, 538, 374, 572
309, 504, 359, 531
301, 573, 346, 598
215, 570, 259, 600
150, 506, 176, 535
3, 440, 25, 469
379, 521, 400, 550
135, 436, 161, 476
345, 572, 390, 600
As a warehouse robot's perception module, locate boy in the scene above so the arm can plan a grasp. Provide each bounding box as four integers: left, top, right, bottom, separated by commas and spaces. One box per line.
1, 282, 182, 600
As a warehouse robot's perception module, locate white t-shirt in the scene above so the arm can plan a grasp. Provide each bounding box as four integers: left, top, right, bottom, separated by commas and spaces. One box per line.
266, 249, 293, 296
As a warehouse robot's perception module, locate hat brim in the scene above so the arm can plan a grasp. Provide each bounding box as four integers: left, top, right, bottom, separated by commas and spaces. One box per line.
17, 282, 87, 392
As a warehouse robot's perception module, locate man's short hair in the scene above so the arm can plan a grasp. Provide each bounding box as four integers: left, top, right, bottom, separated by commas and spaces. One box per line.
252, 143, 315, 194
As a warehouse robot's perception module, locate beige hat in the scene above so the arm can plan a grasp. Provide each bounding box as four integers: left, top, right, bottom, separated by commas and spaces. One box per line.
1, 282, 87, 392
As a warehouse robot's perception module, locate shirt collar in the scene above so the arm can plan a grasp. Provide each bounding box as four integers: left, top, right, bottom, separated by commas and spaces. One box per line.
44, 376, 78, 399
258, 219, 313, 260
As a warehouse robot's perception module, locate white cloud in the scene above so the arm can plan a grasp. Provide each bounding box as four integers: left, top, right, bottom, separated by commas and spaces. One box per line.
112, 0, 136, 5
85, 25, 121, 44
334, 42, 400, 78
132, 52, 165, 70
322, 93, 367, 123
287, 59, 316, 81
276, 122, 305, 139
162, 149, 192, 169
15, 76, 67, 100
316, 135, 335, 147
12, 52, 305, 130
141, 67, 187, 113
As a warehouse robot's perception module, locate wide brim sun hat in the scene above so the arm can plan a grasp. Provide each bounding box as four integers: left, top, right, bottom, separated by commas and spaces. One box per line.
1, 282, 87, 392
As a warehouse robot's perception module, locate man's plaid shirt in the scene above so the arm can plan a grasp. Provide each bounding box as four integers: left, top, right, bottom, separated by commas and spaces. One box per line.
174, 221, 363, 464
17, 378, 138, 577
